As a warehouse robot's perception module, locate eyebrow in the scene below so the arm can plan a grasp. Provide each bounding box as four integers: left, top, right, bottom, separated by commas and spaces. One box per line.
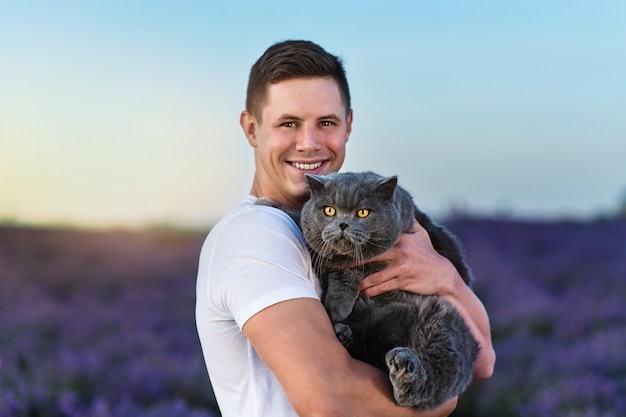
277, 113, 342, 122
318, 114, 342, 122
276, 114, 302, 122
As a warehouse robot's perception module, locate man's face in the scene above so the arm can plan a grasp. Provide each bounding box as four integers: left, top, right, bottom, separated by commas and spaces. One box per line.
241, 77, 352, 208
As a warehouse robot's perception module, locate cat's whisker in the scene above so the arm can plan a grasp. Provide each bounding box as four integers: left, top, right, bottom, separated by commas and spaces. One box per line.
366, 242, 395, 251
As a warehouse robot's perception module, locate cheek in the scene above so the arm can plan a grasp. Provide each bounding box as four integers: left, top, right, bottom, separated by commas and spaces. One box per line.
259, 130, 294, 154
328, 134, 348, 152
325, 137, 347, 169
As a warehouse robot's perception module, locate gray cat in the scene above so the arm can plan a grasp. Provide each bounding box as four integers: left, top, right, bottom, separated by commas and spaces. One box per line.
257, 171, 479, 410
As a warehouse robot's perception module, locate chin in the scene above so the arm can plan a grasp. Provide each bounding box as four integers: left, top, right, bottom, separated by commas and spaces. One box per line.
291, 187, 311, 204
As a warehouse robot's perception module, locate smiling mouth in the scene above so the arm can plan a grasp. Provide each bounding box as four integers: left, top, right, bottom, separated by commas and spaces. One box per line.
292, 161, 323, 170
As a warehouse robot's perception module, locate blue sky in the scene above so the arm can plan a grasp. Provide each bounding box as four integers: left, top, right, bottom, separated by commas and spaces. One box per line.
2, 1, 625, 227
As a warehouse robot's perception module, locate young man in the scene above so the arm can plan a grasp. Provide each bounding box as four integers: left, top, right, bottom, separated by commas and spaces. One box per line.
196, 40, 495, 417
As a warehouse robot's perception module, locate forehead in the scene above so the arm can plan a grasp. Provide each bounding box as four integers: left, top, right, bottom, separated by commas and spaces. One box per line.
261, 77, 347, 120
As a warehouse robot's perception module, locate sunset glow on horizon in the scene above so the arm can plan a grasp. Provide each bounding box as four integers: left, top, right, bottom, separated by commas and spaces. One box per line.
2, 1, 625, 228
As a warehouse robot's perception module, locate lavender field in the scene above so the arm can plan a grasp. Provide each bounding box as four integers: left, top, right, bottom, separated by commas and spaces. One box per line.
1, 218, 625, 416
0, 226, 217, 417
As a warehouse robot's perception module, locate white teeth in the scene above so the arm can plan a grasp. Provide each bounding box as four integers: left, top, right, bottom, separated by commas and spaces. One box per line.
293, 162, 322, 170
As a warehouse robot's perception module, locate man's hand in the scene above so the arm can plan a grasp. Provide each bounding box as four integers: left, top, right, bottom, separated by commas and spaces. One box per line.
357, 218, 497, 380
359, 219, 457, 298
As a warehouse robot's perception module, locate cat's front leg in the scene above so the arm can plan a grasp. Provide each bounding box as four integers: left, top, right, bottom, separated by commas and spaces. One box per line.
323, 269, 363, 322
333, 322, 352, 348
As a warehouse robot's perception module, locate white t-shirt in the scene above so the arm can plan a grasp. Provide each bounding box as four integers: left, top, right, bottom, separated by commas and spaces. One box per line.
196, 196, 321, 417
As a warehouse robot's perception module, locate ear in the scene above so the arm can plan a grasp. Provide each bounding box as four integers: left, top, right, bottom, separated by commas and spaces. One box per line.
344, 109, 353, 142
305, 174, 327, 194
240, 111, 258, 147
375, 176, 398, 200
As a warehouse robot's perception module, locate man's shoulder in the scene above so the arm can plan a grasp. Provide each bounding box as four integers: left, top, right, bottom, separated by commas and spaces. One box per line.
222, 197, 296, 228
208, 196, 302, 245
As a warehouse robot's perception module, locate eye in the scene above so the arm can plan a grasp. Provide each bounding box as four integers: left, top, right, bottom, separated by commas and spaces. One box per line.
324, 206, 336, 216
356, 209, 369, 218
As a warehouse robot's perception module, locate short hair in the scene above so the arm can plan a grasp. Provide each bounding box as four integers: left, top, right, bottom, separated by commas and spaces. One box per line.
245, 40, 351, 120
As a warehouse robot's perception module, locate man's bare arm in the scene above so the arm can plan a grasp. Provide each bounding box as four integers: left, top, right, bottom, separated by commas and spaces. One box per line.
243, 297, 457, 417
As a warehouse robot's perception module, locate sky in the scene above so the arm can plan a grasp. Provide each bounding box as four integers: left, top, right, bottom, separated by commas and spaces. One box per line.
2, 0, 625, 228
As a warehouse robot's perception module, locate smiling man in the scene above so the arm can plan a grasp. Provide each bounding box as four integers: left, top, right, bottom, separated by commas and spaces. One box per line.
241, 76, 351, 209
196, 40, 494, 417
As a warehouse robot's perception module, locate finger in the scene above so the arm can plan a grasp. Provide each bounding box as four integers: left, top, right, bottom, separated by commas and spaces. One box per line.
359, 279, 391, 298
364, 251, 393, 264
358, 264, 398, 293
359, 267, 387, 288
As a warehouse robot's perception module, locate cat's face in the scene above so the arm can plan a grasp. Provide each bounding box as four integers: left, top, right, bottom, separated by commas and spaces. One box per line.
301, 172, 403, 263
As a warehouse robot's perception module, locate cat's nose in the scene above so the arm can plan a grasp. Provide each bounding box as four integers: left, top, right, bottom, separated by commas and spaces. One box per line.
339, 223, 348, 230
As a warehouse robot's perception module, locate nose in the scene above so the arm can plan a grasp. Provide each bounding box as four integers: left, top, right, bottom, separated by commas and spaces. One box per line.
296, 125, 322, 151
339, 223, 348, 230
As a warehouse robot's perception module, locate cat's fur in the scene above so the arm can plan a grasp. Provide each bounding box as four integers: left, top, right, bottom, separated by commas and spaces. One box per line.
256, 171, 479, 410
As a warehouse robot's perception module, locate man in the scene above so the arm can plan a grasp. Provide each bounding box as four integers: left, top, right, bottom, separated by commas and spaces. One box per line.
196, 40, 495, 417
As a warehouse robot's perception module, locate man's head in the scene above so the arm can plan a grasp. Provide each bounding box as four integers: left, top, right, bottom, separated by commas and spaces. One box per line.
240, 40, 353, 209
245, 40, 351, 121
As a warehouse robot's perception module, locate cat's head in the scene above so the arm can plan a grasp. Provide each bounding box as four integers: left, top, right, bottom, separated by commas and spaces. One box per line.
301, 172, 403, 263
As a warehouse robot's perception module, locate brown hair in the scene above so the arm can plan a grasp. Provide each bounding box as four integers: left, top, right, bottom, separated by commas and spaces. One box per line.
245, 40, 351, 120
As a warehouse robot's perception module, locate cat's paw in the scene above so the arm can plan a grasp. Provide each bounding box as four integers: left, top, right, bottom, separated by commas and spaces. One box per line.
385, 347, 427, 407
333, 322, 352, 347
327, 302, 354, 323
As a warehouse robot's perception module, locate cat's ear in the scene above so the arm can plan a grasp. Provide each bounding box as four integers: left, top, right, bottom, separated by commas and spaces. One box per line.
375, 176, 398, 200
305, 174, 326, 194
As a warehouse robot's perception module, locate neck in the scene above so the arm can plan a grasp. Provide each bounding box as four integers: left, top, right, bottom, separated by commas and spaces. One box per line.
249, 183, 308, 210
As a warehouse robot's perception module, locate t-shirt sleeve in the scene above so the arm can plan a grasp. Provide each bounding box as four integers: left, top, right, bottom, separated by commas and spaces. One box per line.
202, 205, 319, 328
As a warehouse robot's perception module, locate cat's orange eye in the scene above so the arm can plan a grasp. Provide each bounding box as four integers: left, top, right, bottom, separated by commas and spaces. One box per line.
324, 206, 336, 216
356, 209, 370, 218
